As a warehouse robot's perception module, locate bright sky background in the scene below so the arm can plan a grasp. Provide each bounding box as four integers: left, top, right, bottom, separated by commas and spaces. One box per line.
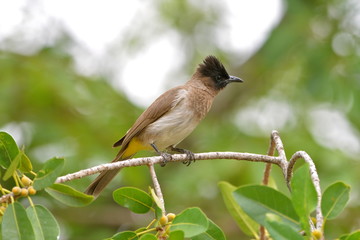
0, 0, 284, 106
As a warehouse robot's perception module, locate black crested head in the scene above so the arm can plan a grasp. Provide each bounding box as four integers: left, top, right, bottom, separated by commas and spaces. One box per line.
197, 55, 243, 89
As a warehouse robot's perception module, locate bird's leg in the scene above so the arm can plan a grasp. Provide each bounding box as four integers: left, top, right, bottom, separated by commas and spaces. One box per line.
168, 146, 195, 166
151, 143, 172, 167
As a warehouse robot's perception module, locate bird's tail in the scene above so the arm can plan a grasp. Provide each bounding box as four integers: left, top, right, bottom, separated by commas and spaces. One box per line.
84, 168, 121, 197
85, 151, 132, 197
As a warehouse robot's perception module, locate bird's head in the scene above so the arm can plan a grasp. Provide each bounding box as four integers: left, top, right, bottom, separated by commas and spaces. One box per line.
197, 55, 243, 90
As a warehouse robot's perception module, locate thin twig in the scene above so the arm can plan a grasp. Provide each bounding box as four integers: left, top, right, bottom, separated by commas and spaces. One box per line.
271, 130, 286, 160
270, 130, 288, 176
260, 131, 279, 240
148, 164, 166, 215
259, 131, 290, 240
288, 151, 323, 231
262, 132, 276, 185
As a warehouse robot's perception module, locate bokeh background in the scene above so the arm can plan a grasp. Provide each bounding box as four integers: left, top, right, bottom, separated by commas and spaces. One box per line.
1, 0, 360, 239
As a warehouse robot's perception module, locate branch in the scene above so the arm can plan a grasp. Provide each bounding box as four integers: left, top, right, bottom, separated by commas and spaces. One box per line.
55, 152, 282, 184
0, 192, 14, 204
0, 152, 280, 205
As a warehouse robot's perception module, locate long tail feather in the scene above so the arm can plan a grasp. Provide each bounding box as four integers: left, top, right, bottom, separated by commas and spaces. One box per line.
85, 168, 122, 197
85, 151, 133, 197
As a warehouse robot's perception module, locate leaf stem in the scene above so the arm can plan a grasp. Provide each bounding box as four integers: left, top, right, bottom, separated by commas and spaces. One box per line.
137, 227, 157, 236
27, 196, 35, 207
13, 172, 21, 187
146, 218, 157, 229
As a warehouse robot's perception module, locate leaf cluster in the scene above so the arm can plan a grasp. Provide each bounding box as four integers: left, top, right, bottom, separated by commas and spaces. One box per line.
109, 187, 225, 240
0, 132, 93, 240
219, 165, 353, 239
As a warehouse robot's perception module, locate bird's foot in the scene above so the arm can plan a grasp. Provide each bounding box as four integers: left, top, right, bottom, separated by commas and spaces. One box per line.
160, 152, 172, 167
151, 143, 172, 167
182, 149, 195, 166
169, 147, 195, 166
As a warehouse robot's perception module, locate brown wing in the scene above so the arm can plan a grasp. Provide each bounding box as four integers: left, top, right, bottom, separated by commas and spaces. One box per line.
113, 86, 184, 153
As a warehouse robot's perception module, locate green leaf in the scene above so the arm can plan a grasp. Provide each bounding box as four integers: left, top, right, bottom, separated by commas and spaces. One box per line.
291, 164, 317, 236
112, 231, 138, 240
1, 202, 35, 240
19, 151, 32, 172
168, 230, 184, 240
321, 182, 350, 220
192, 219, 226, 240
264, 213, 303, 240
0, 132, 19, 168
218, 181, 258, 237
113, 187, 153, 214
347, 231, 360, 240
3, 149, 33, 180
45, 183, 94, 207
170, 207, 208, 238
339, 235, 347, 240
26, 205, 60, 240
33, 157, 64, 190
139, 234, 157, 240
154, 203, 162, 220
3, 151, 21, 181
149, 187, 163, 219
233, 185, 299, 229
339, 230, 360, 240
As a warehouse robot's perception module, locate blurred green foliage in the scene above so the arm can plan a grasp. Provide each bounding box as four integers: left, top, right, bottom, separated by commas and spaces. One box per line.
0, 0, 359, 239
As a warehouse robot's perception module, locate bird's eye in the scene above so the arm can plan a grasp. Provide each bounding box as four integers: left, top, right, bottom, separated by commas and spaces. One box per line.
215, 75, 222, 81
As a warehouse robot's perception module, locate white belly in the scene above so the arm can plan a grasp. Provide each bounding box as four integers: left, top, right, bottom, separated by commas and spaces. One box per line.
144, 101, 199, 150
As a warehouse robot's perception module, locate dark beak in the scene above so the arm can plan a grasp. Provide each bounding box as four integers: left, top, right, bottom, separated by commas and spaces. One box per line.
228, 75, 243, 83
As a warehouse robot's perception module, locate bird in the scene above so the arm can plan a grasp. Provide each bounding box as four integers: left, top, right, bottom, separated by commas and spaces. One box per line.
85, 55, 243, 197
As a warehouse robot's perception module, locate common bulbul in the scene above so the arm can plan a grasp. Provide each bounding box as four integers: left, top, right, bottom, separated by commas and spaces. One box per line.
85, 55, 243, 196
